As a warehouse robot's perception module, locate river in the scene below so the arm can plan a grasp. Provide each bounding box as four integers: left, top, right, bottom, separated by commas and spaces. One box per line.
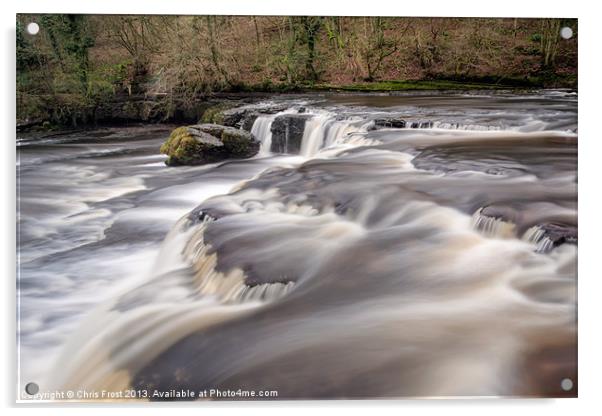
17, 90, 577, 399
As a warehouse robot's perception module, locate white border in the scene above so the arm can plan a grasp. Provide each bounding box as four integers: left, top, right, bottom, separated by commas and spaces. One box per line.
2, 1, 599, 414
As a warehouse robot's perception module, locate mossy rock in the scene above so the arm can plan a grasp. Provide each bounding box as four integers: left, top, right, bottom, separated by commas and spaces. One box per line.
220, 126, 260, 157
201, 101, 292, 131
160, 124, 259, 166
200, 102, 240, 124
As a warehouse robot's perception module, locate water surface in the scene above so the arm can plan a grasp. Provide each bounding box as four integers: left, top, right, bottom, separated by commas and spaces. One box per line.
17, 91, 577, 399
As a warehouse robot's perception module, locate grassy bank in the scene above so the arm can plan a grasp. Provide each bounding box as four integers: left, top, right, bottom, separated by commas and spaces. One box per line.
312, 80, 510, 91
309, 75, 576, 92
18, 77, 578, 132
217, 75, 577, 95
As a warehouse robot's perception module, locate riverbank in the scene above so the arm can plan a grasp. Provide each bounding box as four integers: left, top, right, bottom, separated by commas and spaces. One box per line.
17, 79, 577, 132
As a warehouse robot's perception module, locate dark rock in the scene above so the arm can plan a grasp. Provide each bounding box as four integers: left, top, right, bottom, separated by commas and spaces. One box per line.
160, 124, 259, 166
368, 118, 432, 130
187, 207, 221, 224
241, 113, 260, 131
410, 121, 433, 128
256, 103, 290, 114
17, 118, 45, 132
208, 103, 291, 131
220, 107, 248, 128
91, 95, 211, 125
538, 223, 578, 246
372, 118, 406, 129
270, 114, 311, 154
481, 205, 519, 223
223, 109, 263, 131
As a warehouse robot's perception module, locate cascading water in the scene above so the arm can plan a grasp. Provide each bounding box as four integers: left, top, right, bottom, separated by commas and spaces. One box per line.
17, 91, 577, 399
471, 207, 517, 239
250, 115, 275, 155
252, 109, 377, 158
300, 114, 329, 156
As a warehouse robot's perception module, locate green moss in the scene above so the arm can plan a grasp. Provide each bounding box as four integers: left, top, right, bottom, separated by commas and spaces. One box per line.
173, 136, 200, 163
224, 82, 303, 93
221, 129, 252, 156
160, 126, 191, 155
306, 74, 579, 91
161, 126, 233, 165
184, 78, 541, 93
200, 102, 237, 123
311, 79, 516, 92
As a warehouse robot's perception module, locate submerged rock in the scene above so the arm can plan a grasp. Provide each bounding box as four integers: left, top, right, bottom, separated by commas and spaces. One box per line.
538, 223, 577, 245
523, 222, 578, 253
372, 118, 407, 129
160, 124, 259, 166
368, 118, 434, 130
473, 203, 577, 253
410, 121, 434, 128
270, 114, 311, 153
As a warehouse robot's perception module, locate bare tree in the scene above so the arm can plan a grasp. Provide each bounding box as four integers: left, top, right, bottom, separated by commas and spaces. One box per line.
105, 16, 168, 93
540, 19, 561, 69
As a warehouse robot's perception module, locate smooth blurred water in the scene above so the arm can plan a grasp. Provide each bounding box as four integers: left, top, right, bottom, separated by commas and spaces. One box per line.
17, 91, 577, 399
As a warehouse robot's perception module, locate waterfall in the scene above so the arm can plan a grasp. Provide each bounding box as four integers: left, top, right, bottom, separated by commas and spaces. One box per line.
19, 93, 577, 399
432, 121, 503, 131
522, 225, 546, 244
300, 114, 373, 157
522, 225, 556, 253
535, 237, 556, 253
48, 212, 297, 393
250, 115, 275, 155
300, 115, 331, 157
182, 214, 296, 303
471, 207, 516, 239
251, 108, 394, 158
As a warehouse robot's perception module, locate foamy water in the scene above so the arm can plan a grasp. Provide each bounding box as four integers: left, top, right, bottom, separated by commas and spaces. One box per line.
17, 91, 577, 399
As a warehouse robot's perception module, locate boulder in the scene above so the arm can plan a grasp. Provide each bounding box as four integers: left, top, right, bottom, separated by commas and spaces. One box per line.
270, 114, 311, 153
220, 125, 261, 157
160, 124, 259, 166
220, 103, 292, 131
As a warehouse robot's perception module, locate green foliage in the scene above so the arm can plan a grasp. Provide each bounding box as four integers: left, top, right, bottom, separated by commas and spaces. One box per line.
314, 79, 519, 92
38, 14, 94, 91
17, 21, 40, 70
102, 62, 132, 86
17, 14, 101, 125
16, 15, 578, 126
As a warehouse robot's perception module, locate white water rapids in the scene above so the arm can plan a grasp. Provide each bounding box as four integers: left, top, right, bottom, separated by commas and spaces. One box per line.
17, 91, 577, 399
